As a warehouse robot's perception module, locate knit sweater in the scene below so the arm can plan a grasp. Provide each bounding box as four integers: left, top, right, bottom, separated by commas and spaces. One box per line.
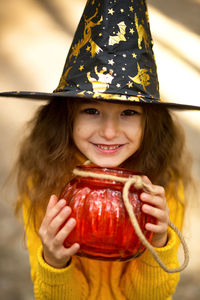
23, 183, 184, 300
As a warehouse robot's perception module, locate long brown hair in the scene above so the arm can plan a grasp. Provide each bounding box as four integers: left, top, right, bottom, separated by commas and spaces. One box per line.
15, 99, 192, 231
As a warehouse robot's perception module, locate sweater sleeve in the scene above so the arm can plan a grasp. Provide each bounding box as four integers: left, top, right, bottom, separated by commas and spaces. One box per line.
22, 198, 89, 300
120, 182, 185, 300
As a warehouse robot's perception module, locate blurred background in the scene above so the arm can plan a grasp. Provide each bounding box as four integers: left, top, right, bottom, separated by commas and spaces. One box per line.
0, 0, 199, 299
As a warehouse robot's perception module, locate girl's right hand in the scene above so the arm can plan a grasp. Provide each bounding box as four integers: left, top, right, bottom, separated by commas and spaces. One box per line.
39, 195, 80, 269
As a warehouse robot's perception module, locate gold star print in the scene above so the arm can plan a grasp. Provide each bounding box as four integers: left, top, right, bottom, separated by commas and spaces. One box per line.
108, 8, 115, 15
127, 81, 133, 88
116, 83, 121, 88
122, 67, 126, 71
132, 52, 137, 58
99, 33, 102, 37
120, 9, 124, 13
108, 59, 114, 65
129, 28, 134, 34
129, 6, 134, 12
79, 65, 84, 71
86, 46, 90, 51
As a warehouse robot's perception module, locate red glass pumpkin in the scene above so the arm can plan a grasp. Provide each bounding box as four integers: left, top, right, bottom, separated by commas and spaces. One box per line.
60, 165, 154, 261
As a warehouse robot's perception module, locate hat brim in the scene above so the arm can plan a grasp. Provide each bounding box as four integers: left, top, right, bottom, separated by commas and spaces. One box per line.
0, 91, 200, 111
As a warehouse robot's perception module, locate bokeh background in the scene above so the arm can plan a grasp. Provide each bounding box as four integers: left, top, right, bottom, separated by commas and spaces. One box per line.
0, 0, 199, 299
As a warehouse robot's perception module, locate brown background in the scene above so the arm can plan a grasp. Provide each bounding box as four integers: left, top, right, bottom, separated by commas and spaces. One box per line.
0, 1, 200, 299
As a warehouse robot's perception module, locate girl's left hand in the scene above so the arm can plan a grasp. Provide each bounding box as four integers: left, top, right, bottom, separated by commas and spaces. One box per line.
140, 176, 169, 248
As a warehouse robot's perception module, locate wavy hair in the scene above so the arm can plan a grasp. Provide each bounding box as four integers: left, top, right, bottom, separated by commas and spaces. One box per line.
15, 99, 192, 231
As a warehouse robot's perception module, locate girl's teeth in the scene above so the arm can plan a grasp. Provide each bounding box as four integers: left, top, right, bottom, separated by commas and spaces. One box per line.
97, 145, 120, 150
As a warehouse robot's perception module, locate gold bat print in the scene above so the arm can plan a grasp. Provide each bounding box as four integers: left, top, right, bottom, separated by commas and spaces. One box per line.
109, 21, 126, 46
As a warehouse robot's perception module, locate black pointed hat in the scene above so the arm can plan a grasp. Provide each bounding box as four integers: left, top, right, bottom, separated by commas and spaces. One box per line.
0, 0, 199, 110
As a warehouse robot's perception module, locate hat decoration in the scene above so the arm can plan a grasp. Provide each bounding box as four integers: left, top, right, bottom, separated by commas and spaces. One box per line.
0, 0, 199, 110
54, 0, 159, 102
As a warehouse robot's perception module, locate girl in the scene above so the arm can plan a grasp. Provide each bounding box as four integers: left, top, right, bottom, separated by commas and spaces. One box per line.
15, 98, 191, 299
1, 0, 198, 299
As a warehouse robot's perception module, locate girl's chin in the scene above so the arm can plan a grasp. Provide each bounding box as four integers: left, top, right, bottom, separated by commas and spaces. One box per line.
89, 158, 121, 168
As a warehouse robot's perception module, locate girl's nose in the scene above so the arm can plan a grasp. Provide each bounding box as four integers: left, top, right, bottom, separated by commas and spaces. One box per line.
99, 116, 120, 140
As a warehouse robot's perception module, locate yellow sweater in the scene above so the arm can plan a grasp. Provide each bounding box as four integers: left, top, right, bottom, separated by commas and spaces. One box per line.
23, 184, 184, 300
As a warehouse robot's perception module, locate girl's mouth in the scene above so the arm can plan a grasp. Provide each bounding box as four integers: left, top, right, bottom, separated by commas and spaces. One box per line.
93, 143, 124, 153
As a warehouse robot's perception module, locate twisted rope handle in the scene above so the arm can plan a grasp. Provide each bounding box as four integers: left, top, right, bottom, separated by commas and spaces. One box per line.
73, 168, 189, 273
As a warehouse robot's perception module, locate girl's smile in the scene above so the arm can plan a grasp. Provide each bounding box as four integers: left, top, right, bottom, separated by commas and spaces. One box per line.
92, 143, 125, 154
73, 101, 144, 167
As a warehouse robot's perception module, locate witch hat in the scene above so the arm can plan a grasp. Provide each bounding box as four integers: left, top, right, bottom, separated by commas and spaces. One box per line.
0, 0, 199, 110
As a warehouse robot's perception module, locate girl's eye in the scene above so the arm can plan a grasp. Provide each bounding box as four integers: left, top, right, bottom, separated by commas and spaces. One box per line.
83, 108, 99, 115
121, 109, 139, 116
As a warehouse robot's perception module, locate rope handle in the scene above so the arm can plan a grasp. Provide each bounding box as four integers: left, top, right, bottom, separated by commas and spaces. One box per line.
73, 167, 189, 273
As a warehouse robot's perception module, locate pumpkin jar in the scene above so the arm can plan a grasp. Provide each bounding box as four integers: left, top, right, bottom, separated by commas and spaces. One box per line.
60, 165, 154, 261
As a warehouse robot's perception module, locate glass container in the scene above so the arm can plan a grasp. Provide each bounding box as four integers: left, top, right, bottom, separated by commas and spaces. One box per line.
60, 165, 154, 261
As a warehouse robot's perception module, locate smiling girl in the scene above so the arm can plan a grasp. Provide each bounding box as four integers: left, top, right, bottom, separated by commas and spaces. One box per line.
1, 0, 199, 299
14, 98, 192, 299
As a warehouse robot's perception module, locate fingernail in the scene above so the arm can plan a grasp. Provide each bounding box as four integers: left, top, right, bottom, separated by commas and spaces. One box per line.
63, 206, 71, 214
59, 199, 66, 206
68, 218, 76, 226
141, 193, 148, 200
143, 204, 149, 212
74, 243, 80, 250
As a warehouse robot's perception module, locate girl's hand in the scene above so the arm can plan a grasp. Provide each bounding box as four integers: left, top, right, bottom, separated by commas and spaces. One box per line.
39, 195, 80, 269
140, 177, 169, 248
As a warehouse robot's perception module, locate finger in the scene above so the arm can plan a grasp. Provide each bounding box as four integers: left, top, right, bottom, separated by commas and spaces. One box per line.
141, 177, 165, 196
46, 195, 58, 211
41, 197, 67, 229
142, 204, 168, 223
47, 206, 72, 239
141, 176, 157, 194
150, 185, 165, 197
145, 222, 168, 234
63, 243, 80, 257
141, 175, 152, 185
140, 193, 167, 209
141, 185, 165, 200
53, 218, 77, 247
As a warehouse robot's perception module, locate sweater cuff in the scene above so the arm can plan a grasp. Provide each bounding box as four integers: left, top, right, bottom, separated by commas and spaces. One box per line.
37, 246, 74, 285
138, 227, 179, 267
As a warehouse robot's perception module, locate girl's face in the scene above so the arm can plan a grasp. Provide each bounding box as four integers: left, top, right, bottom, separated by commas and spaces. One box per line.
73, 101, 144, 167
